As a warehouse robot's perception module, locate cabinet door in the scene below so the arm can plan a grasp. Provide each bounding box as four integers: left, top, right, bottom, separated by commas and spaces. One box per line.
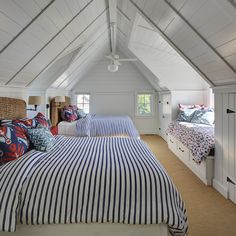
228, 93, 236, 204
158, 94, 171, 141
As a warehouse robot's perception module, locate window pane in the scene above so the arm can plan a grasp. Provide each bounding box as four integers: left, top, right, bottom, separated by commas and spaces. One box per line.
77, 95, 84, 103
84, 95, 90, 102
83, 104, 89, 113
137, 94, 152, 115
77, 94, 90, 114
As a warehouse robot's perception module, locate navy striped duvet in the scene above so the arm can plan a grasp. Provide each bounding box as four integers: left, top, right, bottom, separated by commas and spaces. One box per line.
76, 115, 139, 138
0, 136, 188, 235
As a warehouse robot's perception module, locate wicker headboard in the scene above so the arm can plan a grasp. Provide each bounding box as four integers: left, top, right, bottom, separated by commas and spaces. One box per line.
0, 97, 26, 120
50, 96, 71, 126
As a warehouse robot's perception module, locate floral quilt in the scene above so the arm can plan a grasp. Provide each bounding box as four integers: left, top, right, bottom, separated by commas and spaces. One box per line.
166, 121, 214, 163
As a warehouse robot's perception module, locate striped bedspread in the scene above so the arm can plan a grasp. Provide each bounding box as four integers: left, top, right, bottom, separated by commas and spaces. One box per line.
76, 115, 139, 138
0, 136, 188, 235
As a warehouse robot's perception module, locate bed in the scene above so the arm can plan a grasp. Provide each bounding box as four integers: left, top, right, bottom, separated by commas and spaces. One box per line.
166, 121, 214, 185
51, 96, 139, 138
0, 97, 188, 236
58, 114, 140, 138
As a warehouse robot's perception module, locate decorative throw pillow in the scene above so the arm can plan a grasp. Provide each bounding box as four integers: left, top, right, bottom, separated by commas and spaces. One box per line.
191, 108, 214, 125
13, 118, 37, 130
27, 127, 56, 152
61, 106, 78, 122
0, 124, 29, 164
177, 108, 198, 122
77, 109, 86, 119
178, 104, 204, 110
178, 104, 195, 110
34, 112, 50, 128
0, 119, 12, 126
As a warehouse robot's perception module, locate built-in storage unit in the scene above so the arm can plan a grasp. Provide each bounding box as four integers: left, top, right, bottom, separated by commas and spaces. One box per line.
167, 134, 214, 186
158, 92, 171, 141
158, 90, 211, 141
214, 86, 236, 203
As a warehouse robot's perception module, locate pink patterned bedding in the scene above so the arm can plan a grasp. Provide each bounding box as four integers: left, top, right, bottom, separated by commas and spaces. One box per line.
166, 121, 214, 163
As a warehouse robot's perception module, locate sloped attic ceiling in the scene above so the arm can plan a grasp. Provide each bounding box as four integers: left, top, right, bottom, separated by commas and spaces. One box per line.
0, 0, 236, 90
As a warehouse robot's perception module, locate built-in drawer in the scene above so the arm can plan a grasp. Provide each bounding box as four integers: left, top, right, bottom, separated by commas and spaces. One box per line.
177, 141, 189, 161
189, 154, 206, 177
167, 134, 177, 153
188, 154, 214, 185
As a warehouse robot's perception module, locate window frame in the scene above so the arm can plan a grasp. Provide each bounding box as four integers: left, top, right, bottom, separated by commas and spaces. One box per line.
76, 93, 90, 114
135, 92, 154, 117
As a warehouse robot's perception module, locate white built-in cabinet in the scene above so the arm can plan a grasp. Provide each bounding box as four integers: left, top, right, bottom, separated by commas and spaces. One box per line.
214, 87, 236, 203
158, 90, 209, 141
158, 92, 171, 141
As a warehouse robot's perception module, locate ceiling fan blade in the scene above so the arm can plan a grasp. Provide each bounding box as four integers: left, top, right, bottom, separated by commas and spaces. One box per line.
105, 55, 113, 60
118, 58, 138, 62
114, 60, 121, 66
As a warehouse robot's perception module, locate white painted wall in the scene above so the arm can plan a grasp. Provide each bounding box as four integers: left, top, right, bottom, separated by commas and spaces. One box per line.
0, 86, 71, 119
0, 86, 27, 100
171, 89, 212, 120
27, 88, 72, 119
212, 85, 236, 200
72, 60, 159, 134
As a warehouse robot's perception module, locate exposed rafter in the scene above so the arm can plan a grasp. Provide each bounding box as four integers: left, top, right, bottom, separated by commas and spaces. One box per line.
108, 0, 117, 55
0, 0, 55, 55
28, 8, 108, 87
163, 0, 236, 76
129, 0, 215, 87
5, 0, 96, 86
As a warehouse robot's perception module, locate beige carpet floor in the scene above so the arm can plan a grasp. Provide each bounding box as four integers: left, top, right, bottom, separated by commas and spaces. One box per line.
141, 135, 236, 236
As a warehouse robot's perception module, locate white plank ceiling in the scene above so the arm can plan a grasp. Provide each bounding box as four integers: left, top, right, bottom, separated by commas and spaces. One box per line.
0, 0, 235, 90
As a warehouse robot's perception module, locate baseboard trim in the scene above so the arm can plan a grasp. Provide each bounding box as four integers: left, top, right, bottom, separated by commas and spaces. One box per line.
213, 179, 228, 199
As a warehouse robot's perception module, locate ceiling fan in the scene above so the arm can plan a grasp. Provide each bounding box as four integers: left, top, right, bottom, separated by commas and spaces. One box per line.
106, 54, 137, 72
106, 1, 137, 72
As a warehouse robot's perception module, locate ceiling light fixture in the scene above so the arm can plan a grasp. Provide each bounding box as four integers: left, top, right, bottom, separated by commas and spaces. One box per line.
108, 63, 118, 72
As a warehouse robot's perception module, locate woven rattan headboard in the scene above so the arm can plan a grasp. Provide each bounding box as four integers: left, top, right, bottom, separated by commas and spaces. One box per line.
0, 97, 26, 120
50, 96, 71, 126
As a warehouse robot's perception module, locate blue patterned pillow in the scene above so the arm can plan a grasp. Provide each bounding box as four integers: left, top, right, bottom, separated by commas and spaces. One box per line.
191, 109, 214, 125
177, 108, 198, 122
27, 127, 56, 152
77, 109, 86, 119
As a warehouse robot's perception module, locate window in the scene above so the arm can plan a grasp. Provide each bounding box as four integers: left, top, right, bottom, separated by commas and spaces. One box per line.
76, 94, 90, 113
136, 93, 154, 116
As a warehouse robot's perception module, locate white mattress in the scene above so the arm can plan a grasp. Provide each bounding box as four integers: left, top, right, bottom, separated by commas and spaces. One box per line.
58, 121, 77, 136
0, 223, 168, 236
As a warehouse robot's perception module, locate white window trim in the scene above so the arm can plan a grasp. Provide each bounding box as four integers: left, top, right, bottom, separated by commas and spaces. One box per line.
135, 92, 154, 117
76, 93, 90, 114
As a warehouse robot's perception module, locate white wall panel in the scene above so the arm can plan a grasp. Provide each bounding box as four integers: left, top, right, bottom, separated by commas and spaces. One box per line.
14, 0, 42, 18
72, 56, 158, 134
213, 87, 236, 199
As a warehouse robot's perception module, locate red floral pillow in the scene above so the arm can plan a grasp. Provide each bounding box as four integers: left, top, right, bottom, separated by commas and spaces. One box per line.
0, 125, 29, 164
13, 118, 37, 130
61, 106, 78, 122
34, 112, 50, 128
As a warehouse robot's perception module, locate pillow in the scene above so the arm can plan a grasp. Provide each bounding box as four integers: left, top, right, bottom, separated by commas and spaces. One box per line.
0, 125, 29, 164
0, 119, 12, 126
13, 118, 37, 130
61, 106, 78, 122
178, 104, 204, 110
77, 109, 86, 119
34, 112, 50, 128
27, 127, 56, 152
178, 104, 195, 110
177, 108, 198, 122
191, 108, 214, 125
